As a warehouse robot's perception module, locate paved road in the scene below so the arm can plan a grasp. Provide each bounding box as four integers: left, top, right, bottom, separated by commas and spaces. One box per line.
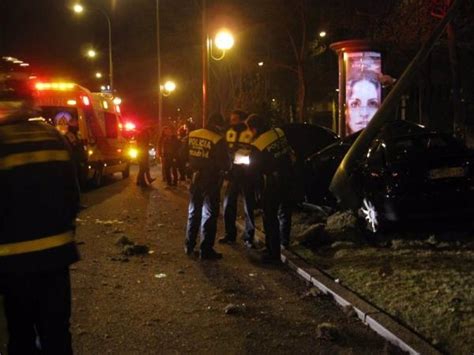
70, 166, 399, 354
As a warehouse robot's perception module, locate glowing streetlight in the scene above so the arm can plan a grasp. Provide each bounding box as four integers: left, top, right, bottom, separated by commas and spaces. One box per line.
73, 3, 84, 13
258, 61, 264, 67
163, 80, 176, 93
214, 30, 234, 50
72, 3, 114, 90
95, 72, 103, 78
87, 49, 97, 58
319, 31, 327, 38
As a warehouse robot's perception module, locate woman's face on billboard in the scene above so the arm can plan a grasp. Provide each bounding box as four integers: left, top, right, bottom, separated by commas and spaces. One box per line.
346, 79, 380, 135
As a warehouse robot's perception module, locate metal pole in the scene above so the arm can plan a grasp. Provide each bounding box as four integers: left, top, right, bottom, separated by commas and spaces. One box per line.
156, 0, 162, 132
202, 0, 208, 127
99, 8, 114, 91
329, 0, 465, 209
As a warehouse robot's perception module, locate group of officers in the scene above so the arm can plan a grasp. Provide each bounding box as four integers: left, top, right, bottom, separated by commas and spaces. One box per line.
0, 57, 294, 354
185, 110, 294, 263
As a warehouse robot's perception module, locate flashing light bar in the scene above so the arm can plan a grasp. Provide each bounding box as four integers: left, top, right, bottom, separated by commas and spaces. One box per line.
35, 82, 75, 91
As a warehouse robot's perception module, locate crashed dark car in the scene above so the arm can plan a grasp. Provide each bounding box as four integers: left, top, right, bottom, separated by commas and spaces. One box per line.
305, 120, 474, 232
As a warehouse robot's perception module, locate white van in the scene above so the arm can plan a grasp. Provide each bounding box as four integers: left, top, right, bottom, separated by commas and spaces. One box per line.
34, 82, 130, 186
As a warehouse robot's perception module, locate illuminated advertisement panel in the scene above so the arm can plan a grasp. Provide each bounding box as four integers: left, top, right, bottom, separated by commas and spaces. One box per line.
345, 52, 382, 135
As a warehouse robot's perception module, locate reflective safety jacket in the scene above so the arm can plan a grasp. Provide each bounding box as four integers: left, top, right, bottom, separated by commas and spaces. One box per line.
187, 127, 230, 177
250, 127, 293, 176
226, 122, 254, 167
0, 119, 80, 272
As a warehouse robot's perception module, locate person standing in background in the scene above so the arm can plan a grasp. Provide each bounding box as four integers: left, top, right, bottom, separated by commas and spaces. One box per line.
136, 127, 155, 187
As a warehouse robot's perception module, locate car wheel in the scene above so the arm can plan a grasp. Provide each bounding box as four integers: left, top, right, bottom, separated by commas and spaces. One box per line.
92, 165, 103, 188
122, 163, 130, 179
359, 198, 380, 233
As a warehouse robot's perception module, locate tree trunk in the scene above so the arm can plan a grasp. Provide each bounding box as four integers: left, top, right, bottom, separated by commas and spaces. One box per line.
447, 2, 464, 140
296, 64, 306, 122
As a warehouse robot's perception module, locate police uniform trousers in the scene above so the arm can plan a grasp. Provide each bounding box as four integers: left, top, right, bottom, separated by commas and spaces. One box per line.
223, 169, 256, 242
1, 267, 73, 355
185, 172, 222, 253
262, 174, 292, 258
162, 156, 178, 186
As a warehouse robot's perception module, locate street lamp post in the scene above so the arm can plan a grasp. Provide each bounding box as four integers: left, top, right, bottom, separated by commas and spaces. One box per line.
73, 3, 114, 91
159, 80, 176, 128
156, 0, 162, 133
201, 17, 234, 126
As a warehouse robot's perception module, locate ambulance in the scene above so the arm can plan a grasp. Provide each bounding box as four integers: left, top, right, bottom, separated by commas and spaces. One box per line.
33, 82, 130, 186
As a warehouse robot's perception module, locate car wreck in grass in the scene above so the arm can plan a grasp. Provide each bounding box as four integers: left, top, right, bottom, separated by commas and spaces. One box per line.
304, 120, 474, 232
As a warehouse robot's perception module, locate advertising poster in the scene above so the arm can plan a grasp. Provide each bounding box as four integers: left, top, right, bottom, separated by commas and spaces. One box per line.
345, 52, 382, 135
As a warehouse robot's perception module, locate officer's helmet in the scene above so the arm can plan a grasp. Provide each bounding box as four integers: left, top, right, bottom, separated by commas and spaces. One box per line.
0, 57, 35, 122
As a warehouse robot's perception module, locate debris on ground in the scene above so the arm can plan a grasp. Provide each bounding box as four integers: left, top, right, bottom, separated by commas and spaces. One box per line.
300, 287, 323, 299
224, 303, 246, 315
115, 236, 134, 246
325, 211, 361, 242
122, 244, 150, 256
316, 322, 339, 341
298, 223, 328, 248
342, 305, 357, 318
95, 219, 124, 225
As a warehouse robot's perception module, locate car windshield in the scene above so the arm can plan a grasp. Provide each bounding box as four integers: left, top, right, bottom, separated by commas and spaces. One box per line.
388, 134, 462, 161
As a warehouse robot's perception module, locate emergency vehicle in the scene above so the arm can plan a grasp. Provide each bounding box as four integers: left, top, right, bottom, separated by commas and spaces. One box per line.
34, 82, 130, 186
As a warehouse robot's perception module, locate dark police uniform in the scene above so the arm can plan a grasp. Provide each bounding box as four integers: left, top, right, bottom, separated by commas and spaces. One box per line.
185, 126, 230, 257
250, 127, 293, 259
0, 119, 80, 354
223, 123, 256, 245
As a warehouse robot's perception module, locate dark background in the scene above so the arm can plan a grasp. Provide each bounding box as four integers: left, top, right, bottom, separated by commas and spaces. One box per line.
2, 0, 474, 134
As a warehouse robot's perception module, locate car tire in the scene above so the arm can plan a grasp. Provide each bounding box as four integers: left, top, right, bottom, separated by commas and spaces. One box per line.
122, 164, 130, 179
359, 197, 382, 233
92, 165, 104, 188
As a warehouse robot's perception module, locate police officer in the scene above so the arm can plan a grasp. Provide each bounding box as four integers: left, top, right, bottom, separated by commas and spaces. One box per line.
185, 113, 230, 260
247, 113, 293, 263
64, 116, 87, 187
0, 58, 80, 354
219, 110, 256, 248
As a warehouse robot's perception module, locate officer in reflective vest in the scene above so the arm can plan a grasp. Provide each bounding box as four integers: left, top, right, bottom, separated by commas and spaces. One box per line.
184, 113, 230, 260
219, 110, 257, 248
247, 114, 293, 263
0, 58, 80, 354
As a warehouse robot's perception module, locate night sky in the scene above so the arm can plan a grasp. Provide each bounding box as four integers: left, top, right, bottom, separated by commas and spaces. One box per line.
0, 0, 205, 123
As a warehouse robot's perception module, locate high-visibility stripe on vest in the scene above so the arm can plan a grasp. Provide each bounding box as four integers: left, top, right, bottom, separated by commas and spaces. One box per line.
190, 128, 222, 144
252, 128, 285, 151
0, 231, 75, 257
0, 150, 70, 170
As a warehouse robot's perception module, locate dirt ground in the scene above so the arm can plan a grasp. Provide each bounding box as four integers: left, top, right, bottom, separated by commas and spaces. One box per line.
289, 209, 474, 355
65, 167, 402, 354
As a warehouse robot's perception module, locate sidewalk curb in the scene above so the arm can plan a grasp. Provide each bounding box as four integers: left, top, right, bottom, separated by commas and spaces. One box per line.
236, 221, 441, 355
